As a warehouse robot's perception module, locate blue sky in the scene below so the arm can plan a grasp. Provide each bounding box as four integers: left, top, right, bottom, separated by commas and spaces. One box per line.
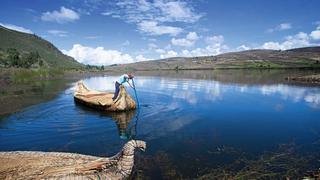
1, 0, 320, 65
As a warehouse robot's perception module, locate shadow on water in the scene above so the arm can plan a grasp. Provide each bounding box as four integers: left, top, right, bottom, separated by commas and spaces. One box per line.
74, 102, 139, 140
0, 79, 74, 116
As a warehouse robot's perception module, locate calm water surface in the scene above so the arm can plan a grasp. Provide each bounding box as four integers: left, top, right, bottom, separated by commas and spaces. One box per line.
1, 70, 320, 178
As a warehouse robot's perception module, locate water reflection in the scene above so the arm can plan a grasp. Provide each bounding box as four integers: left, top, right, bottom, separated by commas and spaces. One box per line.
259, 84, 320, 109
109, 111, 137, 140
74, 102, 138, 140
133, 77, 320, 109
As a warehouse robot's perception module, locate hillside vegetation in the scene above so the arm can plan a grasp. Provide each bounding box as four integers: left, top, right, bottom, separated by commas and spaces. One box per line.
0, 25, 83, 69
106, 47, 320, 71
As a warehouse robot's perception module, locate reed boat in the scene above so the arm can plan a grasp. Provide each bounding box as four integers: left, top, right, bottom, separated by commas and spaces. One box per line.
0, 140, 146, 180
74, 82, 136, 111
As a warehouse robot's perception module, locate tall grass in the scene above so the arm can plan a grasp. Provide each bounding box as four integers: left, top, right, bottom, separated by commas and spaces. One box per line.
12, 68, 64, 83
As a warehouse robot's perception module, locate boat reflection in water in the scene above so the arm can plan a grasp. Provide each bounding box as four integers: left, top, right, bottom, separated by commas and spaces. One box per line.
109, 110, 138, 140
74, 102, 138, 140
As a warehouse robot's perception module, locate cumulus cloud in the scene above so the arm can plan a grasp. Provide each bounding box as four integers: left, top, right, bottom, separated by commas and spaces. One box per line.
48, 30, 68, 37
237, 44, 251, 51
160, 50, 178, 59
261, 24, 320, 50
155, 48, 166, 54
62, 44, 134, 65
0, 23, 33, 34
171, 32, 199, 47
262, 32, 311, 50
181, 35, 228, 57
41, 7, 80, 23
204, 35, 228, 54
148, 43, 158, 49
205, 35, 224, 44
138, 21, 182, 36
310, 26, 320, 40
135, 54, 148, 62
267, 23, 292, 33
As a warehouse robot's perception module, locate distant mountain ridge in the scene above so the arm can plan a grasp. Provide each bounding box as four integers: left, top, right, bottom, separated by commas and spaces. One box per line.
106, 46, 320, 71
0, 25, 83, 69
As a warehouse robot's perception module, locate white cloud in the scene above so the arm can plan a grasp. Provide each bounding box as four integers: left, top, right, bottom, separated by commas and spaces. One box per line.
62, 44, 134, 65
164, 44, 172, 50
0, 23, 33, 34
85, 36, 100, 39
48, 30, 68, 37
181, 49, 203, 57
148, 38, 157, 42
205, 35, 228, 55
148, 43, 158, 49
278, 23, 292, 30
155, 48, 166, 54
206, 35, 224, 44
181, 35, 228, 57
160, 50, 178, 59
41, 7, 80, 23
135, 54, 148, 61
153, 1, 202, 23
171, 32, 199, 47
267, 23, 292, 33
104, 0, 202, 36
101, 11, 113, 16
112, 0, 202, 23
310, 26, 320, 40
237, 44, 251, 51
262, 25, 320, 50
261, 32, 311, 50
138, 21, 182, 36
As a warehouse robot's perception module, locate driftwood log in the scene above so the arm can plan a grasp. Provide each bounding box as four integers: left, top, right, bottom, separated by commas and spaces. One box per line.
0, 140, 146, 180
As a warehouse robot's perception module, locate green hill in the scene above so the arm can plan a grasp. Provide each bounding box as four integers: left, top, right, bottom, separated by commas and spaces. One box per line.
106, 47, 320, 71
0, 25, 83, 69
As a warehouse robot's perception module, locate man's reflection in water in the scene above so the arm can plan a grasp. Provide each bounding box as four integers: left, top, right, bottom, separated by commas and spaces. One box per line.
110, 110, 137, 140
75, 103, 138, 140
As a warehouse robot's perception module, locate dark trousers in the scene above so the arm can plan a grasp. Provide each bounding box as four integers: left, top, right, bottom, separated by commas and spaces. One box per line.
113, 82, 121, 100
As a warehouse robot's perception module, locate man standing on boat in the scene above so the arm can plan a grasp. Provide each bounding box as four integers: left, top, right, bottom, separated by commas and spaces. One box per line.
112, 73, 134, 101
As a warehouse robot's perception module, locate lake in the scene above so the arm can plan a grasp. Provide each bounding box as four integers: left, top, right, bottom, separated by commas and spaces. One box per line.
0, 70, 320, 179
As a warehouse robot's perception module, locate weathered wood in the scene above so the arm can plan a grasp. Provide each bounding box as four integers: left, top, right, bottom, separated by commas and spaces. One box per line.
0, 140, 146, 180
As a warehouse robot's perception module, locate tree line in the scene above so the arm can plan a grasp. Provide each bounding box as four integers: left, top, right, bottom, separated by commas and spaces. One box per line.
0, 48, 44, 68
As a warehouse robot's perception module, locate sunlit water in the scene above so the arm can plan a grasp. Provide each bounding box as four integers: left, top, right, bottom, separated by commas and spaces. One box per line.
1, 71, 320, 178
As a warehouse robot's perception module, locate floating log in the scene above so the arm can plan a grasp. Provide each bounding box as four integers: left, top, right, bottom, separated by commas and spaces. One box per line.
0, 140, 146, 180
